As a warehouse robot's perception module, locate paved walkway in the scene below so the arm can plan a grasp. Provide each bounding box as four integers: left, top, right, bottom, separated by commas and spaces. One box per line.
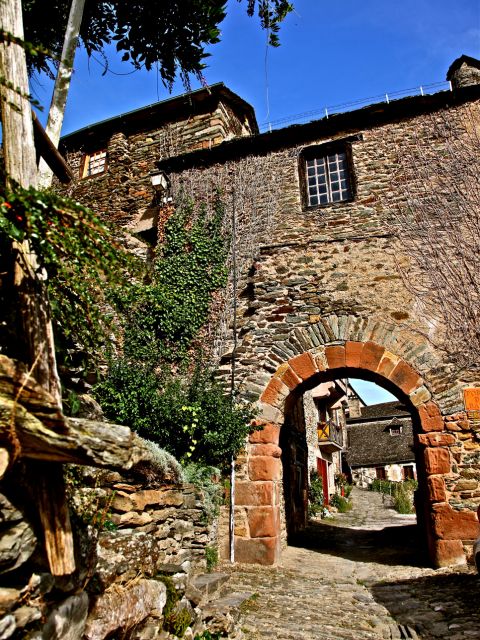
223, 488, 480, 640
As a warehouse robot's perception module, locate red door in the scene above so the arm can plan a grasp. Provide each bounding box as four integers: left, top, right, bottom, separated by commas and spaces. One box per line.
317, 458, 329, 506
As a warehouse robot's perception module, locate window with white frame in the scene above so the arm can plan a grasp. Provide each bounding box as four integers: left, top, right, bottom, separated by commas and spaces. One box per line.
81, 150, 107, 178
305, 150, 352, 206
300, 138, 358, 208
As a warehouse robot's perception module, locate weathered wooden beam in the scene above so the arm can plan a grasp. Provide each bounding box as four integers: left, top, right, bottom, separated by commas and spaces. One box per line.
26, 461, 75, 576
32, 111, 74, 184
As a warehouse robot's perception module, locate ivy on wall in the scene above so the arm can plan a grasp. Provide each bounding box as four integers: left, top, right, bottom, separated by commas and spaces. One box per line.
118, 195, 228, 364
0, 181, 138, 365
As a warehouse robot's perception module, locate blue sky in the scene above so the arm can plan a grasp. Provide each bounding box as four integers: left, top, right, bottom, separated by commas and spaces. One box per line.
32, 0, 479, 135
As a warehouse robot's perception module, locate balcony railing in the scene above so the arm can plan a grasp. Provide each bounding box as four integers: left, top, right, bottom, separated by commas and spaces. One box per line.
317, 420, 343, 451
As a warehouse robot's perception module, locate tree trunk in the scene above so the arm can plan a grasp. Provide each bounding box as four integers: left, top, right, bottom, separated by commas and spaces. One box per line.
0, 0, 62, 406
37, 0, 86, 188
0, 0, 74, 575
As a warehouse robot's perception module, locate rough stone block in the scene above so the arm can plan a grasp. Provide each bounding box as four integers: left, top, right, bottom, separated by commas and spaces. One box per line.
463, 387, 480, 411
132, 489, 183, 510
432, 539, 466, 567
419, 402, 444, 432
344, 341, 363, 368
257, 402, 283, 424
409, 385, 432, 407
376, 351, 400, 378
279, 366, 302, 390
111, 492, 134, 513
235, 481, 274, 507
417, 433, 456, 447
325, 345, 346, 369
359, 341, 385, 372
234, 536, 280, 565
427, 476, 447, 502
388, 360, 423, 395
247, 507, 280, 538
260, 377, 289, 408
249, 443, 282, 458
248, 457, 281, 481
249, 423, 281, 445
288, 353, 317, 381
424, 448, 451, 475
432, 503, 479, 540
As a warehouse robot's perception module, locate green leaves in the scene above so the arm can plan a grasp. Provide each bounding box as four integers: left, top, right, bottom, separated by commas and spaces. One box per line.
0, 181, 139, 364
121, 195, 228, 364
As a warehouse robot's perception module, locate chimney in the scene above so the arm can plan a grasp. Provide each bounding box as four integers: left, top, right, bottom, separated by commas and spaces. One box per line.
447, 55, 480, 90
348, 397, 362, 419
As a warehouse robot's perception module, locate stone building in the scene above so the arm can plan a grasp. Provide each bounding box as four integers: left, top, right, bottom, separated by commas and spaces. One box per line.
59, 56, 480, 568
346, 401, 417, 488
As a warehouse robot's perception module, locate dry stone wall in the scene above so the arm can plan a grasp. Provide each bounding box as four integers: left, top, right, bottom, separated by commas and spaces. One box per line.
0, 461, 227, 639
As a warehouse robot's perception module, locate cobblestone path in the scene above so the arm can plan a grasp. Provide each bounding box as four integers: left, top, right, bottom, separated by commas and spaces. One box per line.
222, 488, 480, 640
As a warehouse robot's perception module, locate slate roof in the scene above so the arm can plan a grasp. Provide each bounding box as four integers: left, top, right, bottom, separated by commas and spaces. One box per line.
345, 417, 415, 468
354, 400, 410, 421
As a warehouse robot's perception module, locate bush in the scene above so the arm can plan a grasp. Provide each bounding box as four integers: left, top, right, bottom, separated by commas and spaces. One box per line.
183, 463, 222, 523
95, 365, 255, 468
330, 493, 352, 513
393, 483, 416, 514
308, 471, 324, 517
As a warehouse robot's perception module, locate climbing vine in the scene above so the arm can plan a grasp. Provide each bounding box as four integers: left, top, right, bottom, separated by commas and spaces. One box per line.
0, 181, 139, 364
118, 194, 228, 364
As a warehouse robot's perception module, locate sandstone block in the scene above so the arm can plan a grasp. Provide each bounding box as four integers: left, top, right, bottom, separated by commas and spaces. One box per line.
257, 402, 283, 424
325, 345, 346, 369
132, 489, 183, 510
432, 503, 479, 540
288, 353, 317, 381
419, 402, 444, 432
249, 423, 280, 445
388, 360, 422, 395
260, 377, 288, 408
454, 479, 479, 492
247, 507, 280, 538
376, 351, 400, 378
417, 433, 456, 447
463, 387, 480, 410
112, 511, 153, 527
427, 476, 446, 502
235, 481, 274, 507
432, 539, 466, 567
234, 536, 280, 565
279, 366, 302, 390
424, 448, 451, 475
359, 341, 385, 372
248, 457, 281, 481
249, 443, 282, 458
409, 385, 432, 407
344, 341, 363, 368
111, 491, 134, 513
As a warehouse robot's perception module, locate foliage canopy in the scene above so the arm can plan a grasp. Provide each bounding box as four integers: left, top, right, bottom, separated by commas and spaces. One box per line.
23, 0, 293, 87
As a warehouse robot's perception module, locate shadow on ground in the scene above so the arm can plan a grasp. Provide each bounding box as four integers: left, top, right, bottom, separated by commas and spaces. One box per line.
370, 571, 480, 639
289, 519, 427, 567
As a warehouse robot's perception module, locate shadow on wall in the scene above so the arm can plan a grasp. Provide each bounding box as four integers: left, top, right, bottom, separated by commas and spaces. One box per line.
289, 520, 427, 568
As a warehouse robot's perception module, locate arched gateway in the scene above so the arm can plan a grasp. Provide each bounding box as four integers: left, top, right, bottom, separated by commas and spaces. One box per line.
230, 339, 479, 568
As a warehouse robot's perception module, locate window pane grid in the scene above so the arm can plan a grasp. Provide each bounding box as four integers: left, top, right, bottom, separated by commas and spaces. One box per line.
306, 151, 351, 206
83, 150, 107, 177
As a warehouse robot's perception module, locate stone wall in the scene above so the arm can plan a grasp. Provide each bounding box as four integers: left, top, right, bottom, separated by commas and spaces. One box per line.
0, 462, 225, 639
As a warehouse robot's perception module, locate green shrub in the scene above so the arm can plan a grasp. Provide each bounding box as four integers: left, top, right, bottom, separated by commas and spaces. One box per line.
205, 545, 218, 572
96, 365, 255, 468
393, 483, 415, 514
308, 471, 324, 517
344, 483, 353, 498
183, 463, 222, 522
330, 493, 352, 513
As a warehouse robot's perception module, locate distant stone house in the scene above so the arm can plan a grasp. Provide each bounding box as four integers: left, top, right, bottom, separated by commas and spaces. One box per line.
345, 401, 416, 488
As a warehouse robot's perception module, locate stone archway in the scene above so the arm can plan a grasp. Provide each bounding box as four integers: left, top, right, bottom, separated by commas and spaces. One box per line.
232, 340, 478, 568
